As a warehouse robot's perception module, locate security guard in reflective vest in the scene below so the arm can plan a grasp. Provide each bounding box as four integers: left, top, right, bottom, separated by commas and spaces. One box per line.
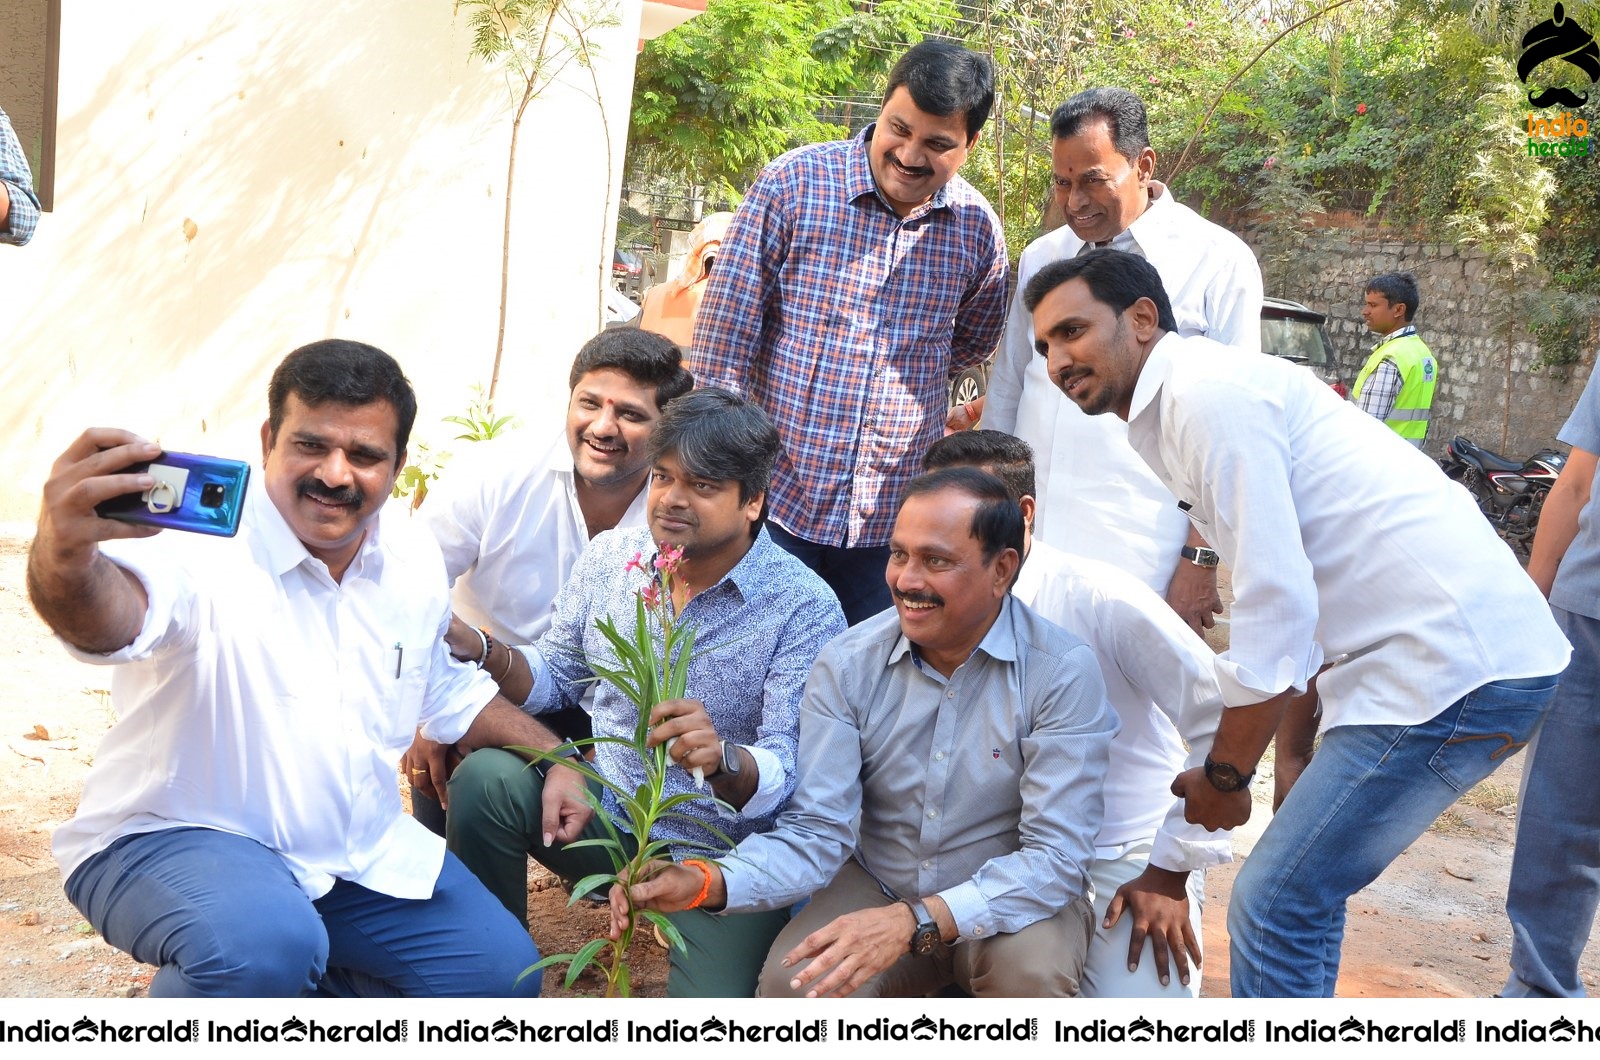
1354, 271, 1437, 446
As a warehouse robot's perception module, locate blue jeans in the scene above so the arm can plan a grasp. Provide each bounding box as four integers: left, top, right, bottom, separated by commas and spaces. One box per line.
1229, 673, 1559, 997
1505, 607, 1599, 997
65, 827, 542, 998
766, 522, 891, 626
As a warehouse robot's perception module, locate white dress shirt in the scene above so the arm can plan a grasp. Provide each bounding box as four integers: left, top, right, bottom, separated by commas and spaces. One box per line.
1125, 333, 1571, 726
1014, 540, 1230, 872
985, 185, 1263, 591
425, 429, 649, 644
53, 483, 499, 899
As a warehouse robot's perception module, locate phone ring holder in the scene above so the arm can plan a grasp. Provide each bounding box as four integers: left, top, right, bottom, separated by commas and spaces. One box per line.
145, 480, 179, 514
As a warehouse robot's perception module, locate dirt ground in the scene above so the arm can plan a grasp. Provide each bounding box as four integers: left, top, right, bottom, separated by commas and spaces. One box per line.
1, 532, 1595, 999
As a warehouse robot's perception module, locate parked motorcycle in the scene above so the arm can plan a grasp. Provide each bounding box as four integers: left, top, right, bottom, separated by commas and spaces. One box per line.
1439, 435, 1567, 559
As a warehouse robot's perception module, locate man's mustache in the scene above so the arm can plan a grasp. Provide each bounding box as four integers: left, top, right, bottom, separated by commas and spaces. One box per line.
894, 587, 942, 606
298, 479, 363, 506
886, 150, 932, 178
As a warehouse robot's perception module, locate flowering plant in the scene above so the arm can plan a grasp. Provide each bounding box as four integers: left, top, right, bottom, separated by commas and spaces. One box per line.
515, 544, 734, 996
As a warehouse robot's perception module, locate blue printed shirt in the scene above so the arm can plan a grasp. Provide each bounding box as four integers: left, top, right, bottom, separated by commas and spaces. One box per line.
520, 525, 845, 852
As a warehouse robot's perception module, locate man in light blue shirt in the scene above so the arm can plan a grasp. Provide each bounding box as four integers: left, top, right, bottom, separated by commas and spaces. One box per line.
1504, 368, 1600, 997
618, 467, 1116, 997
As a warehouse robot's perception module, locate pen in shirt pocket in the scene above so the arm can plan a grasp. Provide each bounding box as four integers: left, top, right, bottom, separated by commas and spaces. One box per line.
393, 642, 403, 679
1177, 500, 1208, 527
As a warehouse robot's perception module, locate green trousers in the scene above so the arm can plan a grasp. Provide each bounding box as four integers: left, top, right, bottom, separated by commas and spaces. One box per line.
444, 747, 789, 997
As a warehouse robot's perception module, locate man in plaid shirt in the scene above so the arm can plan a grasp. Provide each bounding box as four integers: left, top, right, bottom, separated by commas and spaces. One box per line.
690, 41, 1009, 625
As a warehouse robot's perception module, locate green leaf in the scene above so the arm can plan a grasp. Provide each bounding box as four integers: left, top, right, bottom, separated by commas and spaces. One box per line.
566, 873, 620, 904
614, 960, 632, 998
565, 938, 610, 988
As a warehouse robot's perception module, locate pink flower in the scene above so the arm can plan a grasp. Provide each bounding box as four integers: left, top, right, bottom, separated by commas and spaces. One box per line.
1186, 19, 1194, 27
640, 583, 660, 608
1123, 27, 1135, 37
1356, 103, 1367, 115
1264, 156, 1276, 169
654, 544, 685, 573
624, 551, 646, 574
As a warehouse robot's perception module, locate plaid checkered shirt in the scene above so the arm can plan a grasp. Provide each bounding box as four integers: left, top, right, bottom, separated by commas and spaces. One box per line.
691, 125, 1008, 548
0, 104, 41, 246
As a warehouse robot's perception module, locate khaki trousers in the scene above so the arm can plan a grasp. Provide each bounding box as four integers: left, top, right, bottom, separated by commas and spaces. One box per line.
756, 858, 1092, 998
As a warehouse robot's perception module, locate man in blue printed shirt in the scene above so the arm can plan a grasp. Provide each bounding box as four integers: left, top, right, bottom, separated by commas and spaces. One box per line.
423, 389, 846, 997
691, 41, 1008, 626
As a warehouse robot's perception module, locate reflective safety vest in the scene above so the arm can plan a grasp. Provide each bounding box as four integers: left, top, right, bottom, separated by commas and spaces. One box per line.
1354, 332, 1437, 442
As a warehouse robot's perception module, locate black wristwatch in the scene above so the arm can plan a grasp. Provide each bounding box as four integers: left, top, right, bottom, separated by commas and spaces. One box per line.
904, 898, 941, 955
1204, 754, 1254, 792
718, 739, 743, 777
541, 744, 584, 775
1180, 545, 1221, 568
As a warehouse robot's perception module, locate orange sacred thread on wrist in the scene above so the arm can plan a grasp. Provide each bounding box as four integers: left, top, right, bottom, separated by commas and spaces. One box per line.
683, 859, 713, 910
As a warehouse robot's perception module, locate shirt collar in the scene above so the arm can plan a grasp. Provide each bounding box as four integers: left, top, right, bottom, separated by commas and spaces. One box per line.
247, 474, 384, 581
887, 592, 1022, 674
1374, 324, 1418, 349
848, 124, 955, 220
646, 524, 780, 608
1127, 331, 1185, 427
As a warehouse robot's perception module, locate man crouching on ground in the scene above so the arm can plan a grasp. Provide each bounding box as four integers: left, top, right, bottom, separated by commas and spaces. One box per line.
29, 340, 552, 997
615, 467, 1116, 997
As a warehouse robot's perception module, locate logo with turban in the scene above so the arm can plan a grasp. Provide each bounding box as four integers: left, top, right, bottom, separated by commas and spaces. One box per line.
1520, 3, 1599, 108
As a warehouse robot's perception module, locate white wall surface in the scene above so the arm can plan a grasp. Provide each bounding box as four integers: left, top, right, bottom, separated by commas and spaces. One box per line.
0, 0, 642, 520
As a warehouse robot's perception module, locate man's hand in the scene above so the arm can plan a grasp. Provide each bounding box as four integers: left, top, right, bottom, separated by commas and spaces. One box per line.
36, 430, 166, 562
1104, 866, 1199, 989
780, 904, 914, 998
606, 861, 724, 940
443, 614, 485, 664
646, 698, 722, 778
28, 429, 167, 653
539, 762, 593, 847
1165, 560, 1222, 635
1171, 768, 1252, 831
402, 731, 458, 807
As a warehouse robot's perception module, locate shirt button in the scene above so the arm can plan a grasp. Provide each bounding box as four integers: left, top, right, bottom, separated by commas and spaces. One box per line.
927, 810, 938, 820
934, 752, 944, 761
922, 860, 931, 870
973, 926, 986, 936
946, 690, 955, 699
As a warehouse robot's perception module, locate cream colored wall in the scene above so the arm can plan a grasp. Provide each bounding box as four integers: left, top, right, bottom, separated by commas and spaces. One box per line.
0, 0, 642, 521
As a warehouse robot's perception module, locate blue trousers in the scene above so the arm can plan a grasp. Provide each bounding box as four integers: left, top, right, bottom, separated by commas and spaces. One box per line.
766, 522, 891, 627
1229, 674, 1558, 997
1505, 607, 1600, 997
65, 827, 542, 998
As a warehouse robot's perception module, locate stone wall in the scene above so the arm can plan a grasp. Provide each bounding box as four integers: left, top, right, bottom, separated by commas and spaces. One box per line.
1238, 214, 1596, 461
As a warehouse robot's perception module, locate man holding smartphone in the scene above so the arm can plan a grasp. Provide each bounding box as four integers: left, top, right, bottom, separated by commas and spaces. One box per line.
28, 339, 578, 998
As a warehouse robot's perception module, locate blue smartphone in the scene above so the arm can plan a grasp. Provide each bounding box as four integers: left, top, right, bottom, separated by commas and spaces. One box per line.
95, 451, 251, 538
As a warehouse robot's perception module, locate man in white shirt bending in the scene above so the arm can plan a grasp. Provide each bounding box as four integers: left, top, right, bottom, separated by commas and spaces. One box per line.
923, 429, 1228, 998
407, 329, 693, 829
1024, 250, 1570, 998
30, 339, 569, 997
983, 87, 1262, 635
